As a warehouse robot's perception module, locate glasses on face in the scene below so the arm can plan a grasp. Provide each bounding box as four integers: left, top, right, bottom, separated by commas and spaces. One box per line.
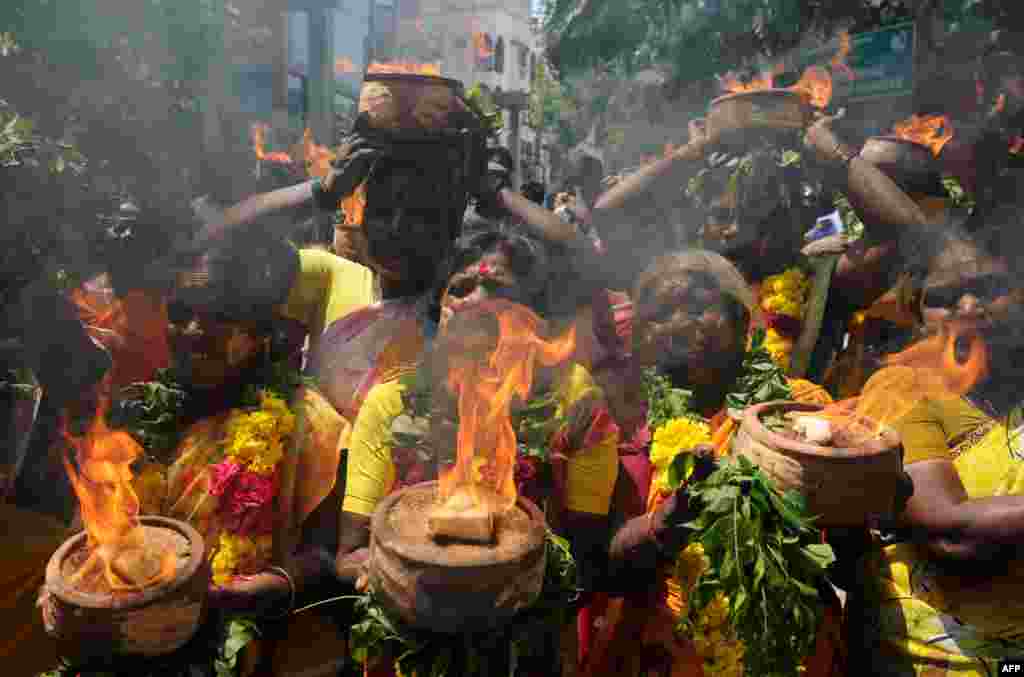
921, 273, 1013, 310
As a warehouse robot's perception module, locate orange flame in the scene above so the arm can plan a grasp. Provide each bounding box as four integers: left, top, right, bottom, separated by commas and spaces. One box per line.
341, 182, 367, 225
70, 287, 171, 389
790, 66, 833, 109
250, 123, 293, 164
821, 322, 988, 440
719, 68, 777, 95
892, 115, 955, 157
367, 61, 442, 76
62, 395, 176, 592
471, 32, 494, 61
831, 31, 856, 81
335, 56, 357, 76
438, 300, 576, 513
303, 128, 337, 180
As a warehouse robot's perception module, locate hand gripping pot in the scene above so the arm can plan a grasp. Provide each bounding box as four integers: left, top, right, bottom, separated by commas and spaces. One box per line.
334, 73, 490, 284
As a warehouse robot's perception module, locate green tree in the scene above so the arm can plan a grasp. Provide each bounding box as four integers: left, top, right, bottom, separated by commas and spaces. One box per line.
542, 0, 914, 85
528, 61, 580, 148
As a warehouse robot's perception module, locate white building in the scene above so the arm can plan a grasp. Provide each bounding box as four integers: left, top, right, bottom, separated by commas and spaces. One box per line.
394, 0, 549, 186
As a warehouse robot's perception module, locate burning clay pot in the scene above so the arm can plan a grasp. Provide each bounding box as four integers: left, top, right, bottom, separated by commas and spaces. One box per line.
706, 90, 810, 146
859, 136, 945, 195
358, 73, 465, 131
732, 401, 903, 527
368, 481, 547, 634
42, 516, 208, 662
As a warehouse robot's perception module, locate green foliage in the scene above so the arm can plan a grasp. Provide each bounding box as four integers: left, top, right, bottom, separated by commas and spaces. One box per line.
676, 456, 835, 677
240, 361, 318, 407
724, 330, 793, 411
543, 0, 914, 88
641, 367, 696, 431
214, 619, 260, 677
463, 84, 504, 137
348, 532, 579, 677
110, 369, 188, 462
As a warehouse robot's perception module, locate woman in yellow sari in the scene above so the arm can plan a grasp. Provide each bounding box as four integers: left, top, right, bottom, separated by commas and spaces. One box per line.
847, 217, 1024, 676
337, 227, 619, 677
582, 251, 843, 677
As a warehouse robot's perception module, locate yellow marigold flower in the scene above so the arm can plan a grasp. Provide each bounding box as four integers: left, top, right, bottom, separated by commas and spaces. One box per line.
650, 417, 712, 492
211, 532, 256, 585
651, 418, 711, 468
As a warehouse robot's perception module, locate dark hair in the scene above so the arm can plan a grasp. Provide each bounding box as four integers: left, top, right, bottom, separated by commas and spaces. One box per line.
173, 233, 300, 329
430, 227, 551, 321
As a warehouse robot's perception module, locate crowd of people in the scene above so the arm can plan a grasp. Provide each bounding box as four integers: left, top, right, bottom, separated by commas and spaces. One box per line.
6, 34, 1024, 677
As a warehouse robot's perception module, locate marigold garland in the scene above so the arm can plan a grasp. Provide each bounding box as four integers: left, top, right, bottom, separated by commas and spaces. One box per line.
758, 267, 811, 371
650, 417, 711, 495
206, 389, 295, 584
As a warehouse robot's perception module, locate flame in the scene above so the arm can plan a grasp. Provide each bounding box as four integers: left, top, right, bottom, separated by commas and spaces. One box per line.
62, 394, 176, 592
341, 182, 367, 225
820, 321, 988, 440
790, 66, 833, 109
719, 69, 777, 95
438, 300, 576, 513
70, 288, 171, 389
1011, 136, 1024, 154
303, 128, 336, 180
250, 123, 293, 164
335, 56, 357, 76
892, 115, 955, 157
471, 32, 494, 61
367, 61, 441, 76
831, 31, 856, 81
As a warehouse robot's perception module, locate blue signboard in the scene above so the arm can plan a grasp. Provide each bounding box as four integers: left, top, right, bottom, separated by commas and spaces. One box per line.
805, 22, 915, 102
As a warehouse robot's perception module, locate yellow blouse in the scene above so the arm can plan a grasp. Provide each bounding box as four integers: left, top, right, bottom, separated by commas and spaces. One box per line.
276, 248, 377, 348
342, 363, 619, 518
895, 397, 992, 465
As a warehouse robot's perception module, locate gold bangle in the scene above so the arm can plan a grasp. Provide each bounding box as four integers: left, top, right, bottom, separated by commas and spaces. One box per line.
267, 565, 296, 619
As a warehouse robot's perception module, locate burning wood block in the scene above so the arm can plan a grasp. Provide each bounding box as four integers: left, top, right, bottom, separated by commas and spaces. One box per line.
427, 491, 495, 544
111, 546, 164, 586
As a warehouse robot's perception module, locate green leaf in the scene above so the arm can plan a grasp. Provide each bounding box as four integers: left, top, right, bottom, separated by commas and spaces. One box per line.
802, 543, 836, 570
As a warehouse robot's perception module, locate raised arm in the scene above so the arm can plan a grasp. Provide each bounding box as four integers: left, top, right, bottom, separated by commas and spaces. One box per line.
593, 120, 710, 213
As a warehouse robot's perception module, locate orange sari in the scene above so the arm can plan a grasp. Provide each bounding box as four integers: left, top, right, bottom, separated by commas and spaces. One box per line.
582, 378, 844, 677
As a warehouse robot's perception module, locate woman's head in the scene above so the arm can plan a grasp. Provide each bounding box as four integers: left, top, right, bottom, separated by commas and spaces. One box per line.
168, 234, 299, 389
434, 227, 551, 331
905, 218, 1021, 337
633, 250, 755, 386
904, 211, 1024, 411
692, 151, 807, 280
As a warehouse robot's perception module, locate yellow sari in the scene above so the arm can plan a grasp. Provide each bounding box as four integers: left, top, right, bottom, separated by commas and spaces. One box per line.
852, 414, 1024, 676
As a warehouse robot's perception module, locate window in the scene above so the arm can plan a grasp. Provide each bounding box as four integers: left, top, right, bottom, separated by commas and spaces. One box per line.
494, 36, 505, 74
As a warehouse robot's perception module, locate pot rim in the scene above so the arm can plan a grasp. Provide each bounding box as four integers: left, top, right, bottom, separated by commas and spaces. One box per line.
740, 400, 901, 460
363, 72, 464, 92
709, 89, 808, 107
45, 515, 205, 610
371, 481, 548, 569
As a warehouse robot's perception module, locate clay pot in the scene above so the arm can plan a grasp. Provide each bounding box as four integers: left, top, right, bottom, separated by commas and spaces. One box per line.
358, 74, 465, 131
42, 516, 208, 662
368, 481, 547, 634
859, 136, 945, 195
706, 90, 810, 147
732, 401, 903, 527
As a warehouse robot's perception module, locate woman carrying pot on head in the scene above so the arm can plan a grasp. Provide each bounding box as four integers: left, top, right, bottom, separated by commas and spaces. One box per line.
590, 112, 931, 380
579, 250, 844, 677
336, 226, 619, 677
847, 208, 1024, 677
